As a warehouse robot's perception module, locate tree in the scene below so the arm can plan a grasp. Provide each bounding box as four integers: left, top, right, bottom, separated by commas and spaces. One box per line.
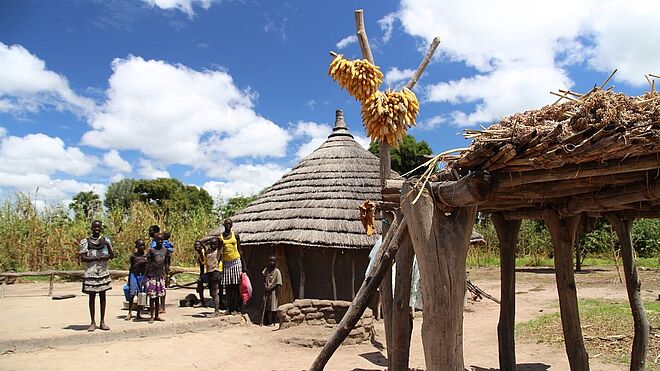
69, 191, 102, 220
369, 134, 433, 175
217, 194, 257, 219
104, 179, 139, 211
132, 178, 213, 214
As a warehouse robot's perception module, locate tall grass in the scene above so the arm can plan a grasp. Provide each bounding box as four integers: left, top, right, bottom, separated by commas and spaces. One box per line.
0, 193, 219, 272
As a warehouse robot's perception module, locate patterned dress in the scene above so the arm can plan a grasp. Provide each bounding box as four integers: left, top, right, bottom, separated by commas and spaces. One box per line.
79, 237, 112, 294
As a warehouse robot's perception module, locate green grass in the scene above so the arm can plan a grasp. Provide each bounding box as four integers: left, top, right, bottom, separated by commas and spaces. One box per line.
517, 299, 660, 368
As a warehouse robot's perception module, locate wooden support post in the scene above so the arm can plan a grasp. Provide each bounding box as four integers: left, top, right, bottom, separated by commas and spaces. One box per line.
391, 234, 414, 371
310, 216, 408, 371
351, 259, 356, 300
401, 181, 477, 371
492, 213, 521, 371
298, 248, 305, 299
604, 213, 650, 371
48, 273, 55, 297
542, 209, 589, 371
332, 249, 338, 300
1, 279, 5, 298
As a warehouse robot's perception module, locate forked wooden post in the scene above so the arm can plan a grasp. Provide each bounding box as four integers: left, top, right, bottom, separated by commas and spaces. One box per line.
390, 234, 414, 371
542, 209, 589, 371
604, 212, 650, 371
492, 213, 521, 371
401, 181, 478, 371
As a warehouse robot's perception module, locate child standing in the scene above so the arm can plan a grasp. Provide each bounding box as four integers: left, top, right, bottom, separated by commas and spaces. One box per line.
79, 220, 114, 332
126, 239, 147, 321
204, 237, 222, 317
145, 232, 169, 323
193, 240, 207, 306
262, 256, 282, 326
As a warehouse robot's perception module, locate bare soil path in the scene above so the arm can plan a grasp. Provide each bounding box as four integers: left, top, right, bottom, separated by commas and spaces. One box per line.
0, 267, 657, 370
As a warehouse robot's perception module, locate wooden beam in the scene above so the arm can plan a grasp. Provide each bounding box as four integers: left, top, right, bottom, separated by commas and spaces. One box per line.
492, 213, 521, 371
310, 216, 409, 371
354, 10, 374, 65
391, 234, 415, 371
431, 171, 494, 208
542, 209, 590, 371
405, 37, 441, 90
604, 213, 650, 371
402, 180, 478, 371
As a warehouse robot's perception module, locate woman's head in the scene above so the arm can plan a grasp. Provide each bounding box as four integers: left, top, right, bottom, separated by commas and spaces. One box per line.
90, 220, 103, 235
223, 219, 233, 231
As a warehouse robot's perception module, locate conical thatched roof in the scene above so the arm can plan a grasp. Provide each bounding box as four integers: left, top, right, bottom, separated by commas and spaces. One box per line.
209, 110, 389, 250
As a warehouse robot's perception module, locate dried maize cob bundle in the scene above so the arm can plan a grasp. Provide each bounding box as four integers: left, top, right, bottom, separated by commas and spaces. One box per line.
360, 88, 419, 147
328, 54, 383, 101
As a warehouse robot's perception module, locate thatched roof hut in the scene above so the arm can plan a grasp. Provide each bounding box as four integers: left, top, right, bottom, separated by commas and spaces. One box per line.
209, 110, 388, 314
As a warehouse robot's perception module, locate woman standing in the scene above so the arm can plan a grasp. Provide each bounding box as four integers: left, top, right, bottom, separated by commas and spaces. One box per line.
79, 220, 114, 332
220, 219, 244, 314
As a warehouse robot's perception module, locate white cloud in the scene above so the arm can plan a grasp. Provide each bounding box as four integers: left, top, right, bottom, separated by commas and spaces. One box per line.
103, 150, 132, 173
202, 163, 289, 199
0, 127, 6, 138
0, 43, 96, 116
142, 0, 214, 17
0, 133, 98, 176
353, 134, 371, 150
395, 0, 660, 126
428, 63, 573, 126
336, 35, 358, 50
292, 121, 332, 159
82, 56, 290, 176
378, 13, 397, 43
384, 67, 415, 86
137, 159, 170, 179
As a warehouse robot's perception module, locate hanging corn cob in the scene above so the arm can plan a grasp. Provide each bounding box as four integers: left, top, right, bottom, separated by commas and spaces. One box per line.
360, 87, 419, 147
328, 54, 383, 101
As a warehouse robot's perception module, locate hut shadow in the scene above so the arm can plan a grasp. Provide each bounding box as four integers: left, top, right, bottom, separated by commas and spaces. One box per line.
63, 324, 92, 331
358, 351, 387, 367
470, 363, 550, 371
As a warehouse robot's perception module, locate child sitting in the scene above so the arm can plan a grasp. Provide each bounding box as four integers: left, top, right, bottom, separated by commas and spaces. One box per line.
126, 239, 147, 321
262, 256, 282, 326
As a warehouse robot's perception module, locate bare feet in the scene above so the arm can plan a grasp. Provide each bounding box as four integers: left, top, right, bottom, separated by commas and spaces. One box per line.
148, 317, 155, 324
154, 317, 165, 322
125, 313, 132, 321
99, 323, 110, 331
87, 323, 96, 332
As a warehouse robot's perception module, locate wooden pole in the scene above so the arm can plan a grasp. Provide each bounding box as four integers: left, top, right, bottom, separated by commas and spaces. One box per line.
604, 212, 650, 371
542, 209, 589, 371
298, 248, 305, 299
310, 216, 408, 371
492, 213, 521, 371
401, 181, 477, 371
332, 249, 338, 300
391, 234, 415, 371
48, 273, 55, 297
405, 37, 441, 90
354, 7, 396, 363
351, 258, 356, 300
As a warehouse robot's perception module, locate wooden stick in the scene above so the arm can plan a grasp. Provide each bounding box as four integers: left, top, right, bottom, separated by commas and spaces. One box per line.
310, 216, 408, 371
354, 10, 374, 64
406, 37, 441, 90
599, 68, 618, 89
48, 273, 54, 297
331, 249, 337, 300
551, 91, 578, 102
391, 234, 415, 370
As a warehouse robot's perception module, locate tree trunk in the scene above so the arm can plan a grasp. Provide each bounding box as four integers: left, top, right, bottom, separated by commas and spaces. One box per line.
542, 209, 589, 371
604, 213, 650, 371
401, 181, 477, 371
492, 213, 521, 371
391, 234, 414, 370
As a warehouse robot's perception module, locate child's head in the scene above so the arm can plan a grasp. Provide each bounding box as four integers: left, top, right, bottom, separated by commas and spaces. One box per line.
135, 239, 145, 253
163, 231, 171, 240
208, 237, 219, 251
267, 255, 276, 269
194, 240, 202, 252
148, 225, 160, 238
90, 220, 102, 235
153, 232, 164, 248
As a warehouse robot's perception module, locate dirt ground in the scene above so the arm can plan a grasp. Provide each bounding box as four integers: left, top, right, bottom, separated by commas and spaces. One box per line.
0, 266, 658, 370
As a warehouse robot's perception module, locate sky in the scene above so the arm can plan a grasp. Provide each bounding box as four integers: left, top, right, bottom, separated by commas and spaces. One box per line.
1, 0, 658, 206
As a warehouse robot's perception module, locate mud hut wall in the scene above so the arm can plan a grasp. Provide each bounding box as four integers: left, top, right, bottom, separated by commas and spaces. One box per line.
241, 244, 369, 323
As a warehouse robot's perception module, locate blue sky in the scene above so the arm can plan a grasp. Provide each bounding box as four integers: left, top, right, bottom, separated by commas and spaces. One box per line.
1, 0, 658, 205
